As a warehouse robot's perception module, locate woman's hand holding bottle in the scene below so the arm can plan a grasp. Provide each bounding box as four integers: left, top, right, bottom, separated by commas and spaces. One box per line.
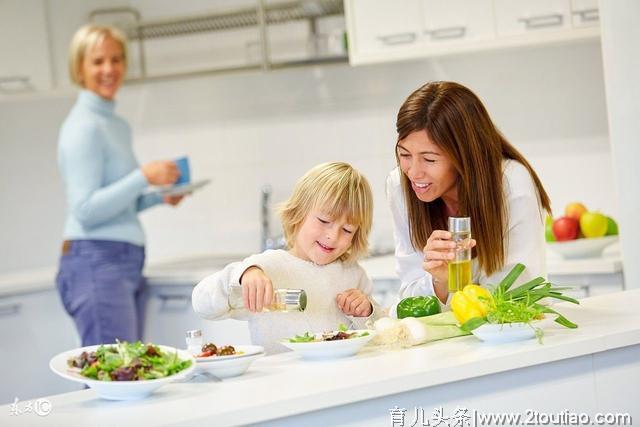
141, 160, 180, 186
423, 230, 476, 301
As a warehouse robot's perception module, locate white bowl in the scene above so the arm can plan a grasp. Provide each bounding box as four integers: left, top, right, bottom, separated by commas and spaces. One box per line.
50, 344, 195, 400
546, 235, 618, 259
471, 321, 543, 344
281, 330, 375, 360
195, 345, 264, 378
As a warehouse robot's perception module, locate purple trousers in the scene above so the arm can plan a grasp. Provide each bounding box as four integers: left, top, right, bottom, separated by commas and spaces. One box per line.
56, 240, 146, 347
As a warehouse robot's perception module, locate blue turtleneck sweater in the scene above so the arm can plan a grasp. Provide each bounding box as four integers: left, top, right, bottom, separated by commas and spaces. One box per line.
58, 90, 162, 245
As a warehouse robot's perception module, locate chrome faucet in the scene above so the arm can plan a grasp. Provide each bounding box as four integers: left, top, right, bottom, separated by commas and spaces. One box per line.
261, 185, 286, 251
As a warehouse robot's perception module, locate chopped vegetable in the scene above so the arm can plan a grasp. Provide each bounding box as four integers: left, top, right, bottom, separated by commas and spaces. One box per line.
288, 327, 369, 343
289, 332, 315, 343
396, 296, 441, 319
197, 343, 240, 358
67, 341, 192, 381
372, 312, 469, 347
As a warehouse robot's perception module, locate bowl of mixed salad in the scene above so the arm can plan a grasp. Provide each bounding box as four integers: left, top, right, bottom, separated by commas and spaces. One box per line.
50, 341, 195, 400
194, 342, 264, 378
281, 324, 375, 360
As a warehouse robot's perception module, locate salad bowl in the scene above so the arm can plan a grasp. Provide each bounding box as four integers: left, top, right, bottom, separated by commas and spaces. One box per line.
281, 329, 375, 360
50, 343, 195, 400
195, 345, 264, 378
471, 320, 545, 344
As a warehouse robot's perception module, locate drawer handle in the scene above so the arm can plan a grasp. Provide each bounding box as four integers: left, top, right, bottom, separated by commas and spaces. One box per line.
0, 76, 32, 93
377, 32, 417, 46
573, 8, 599, 22
518, 13, 564, 30
156, 294, 191, 311
0, 303, 22, 317
424, 26, 467, 40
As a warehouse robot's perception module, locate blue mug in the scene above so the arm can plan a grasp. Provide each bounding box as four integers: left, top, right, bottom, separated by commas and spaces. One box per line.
174, 157, 191, 185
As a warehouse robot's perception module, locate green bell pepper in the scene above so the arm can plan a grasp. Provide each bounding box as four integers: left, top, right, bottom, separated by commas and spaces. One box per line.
397, 296, 441, 319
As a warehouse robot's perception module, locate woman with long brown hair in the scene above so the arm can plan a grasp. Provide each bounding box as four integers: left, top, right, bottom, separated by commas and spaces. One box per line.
387, 81, 551, 304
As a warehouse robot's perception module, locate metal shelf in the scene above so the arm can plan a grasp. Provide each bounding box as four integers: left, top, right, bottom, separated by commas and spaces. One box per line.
89, 0, 346, 82
124, 0, 342, 40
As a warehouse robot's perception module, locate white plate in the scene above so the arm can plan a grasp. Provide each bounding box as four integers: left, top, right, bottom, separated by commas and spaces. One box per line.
195, 345, 264, 378
546, 235, 618, 259
150, 179, 211, 196
195, 345, 264, 363
50, 344, 195, 400
471, 321, 544, 344
281, 330, 375, 360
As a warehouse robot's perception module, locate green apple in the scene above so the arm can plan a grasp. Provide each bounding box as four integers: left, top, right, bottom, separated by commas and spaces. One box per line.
545, 215, 555, 242
606, 216, 619, 236
579, 212, 608, 238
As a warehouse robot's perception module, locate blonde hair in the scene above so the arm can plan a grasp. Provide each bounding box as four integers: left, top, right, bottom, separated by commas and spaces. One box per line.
279, 162, 373, 263
68, 24, 128, 86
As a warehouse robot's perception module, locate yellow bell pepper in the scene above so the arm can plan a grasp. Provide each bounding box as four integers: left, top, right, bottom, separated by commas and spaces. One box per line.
450, 284, 493, 325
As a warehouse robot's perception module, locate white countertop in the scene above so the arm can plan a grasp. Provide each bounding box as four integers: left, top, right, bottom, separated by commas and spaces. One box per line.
0, 247, 623, 297
2, 289, 639, 426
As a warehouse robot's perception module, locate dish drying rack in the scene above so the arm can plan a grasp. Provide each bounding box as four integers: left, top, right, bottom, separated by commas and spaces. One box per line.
89, 0, 347, 82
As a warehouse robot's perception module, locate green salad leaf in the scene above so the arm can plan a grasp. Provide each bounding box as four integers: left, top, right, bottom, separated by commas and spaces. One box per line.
67, 341, 192, 381
289, 332, 315, 343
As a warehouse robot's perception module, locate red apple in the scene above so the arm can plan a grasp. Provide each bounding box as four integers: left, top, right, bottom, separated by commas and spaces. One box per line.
552, 217, 579, 241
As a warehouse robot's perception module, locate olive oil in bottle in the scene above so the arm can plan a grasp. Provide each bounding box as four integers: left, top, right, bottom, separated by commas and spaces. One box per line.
448, 217, 472, 292
228, 284, 307, 313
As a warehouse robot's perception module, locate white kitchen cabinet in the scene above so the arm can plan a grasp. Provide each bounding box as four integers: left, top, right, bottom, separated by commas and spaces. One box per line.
0, 289, 80, 405
143, 285, 251, 350
494, 0, 572, 37
346, 0, 423, 60
421, 0, 495, 47
346, 0, 599, 66
570, 0, 599, 28
0, 0, 52, 94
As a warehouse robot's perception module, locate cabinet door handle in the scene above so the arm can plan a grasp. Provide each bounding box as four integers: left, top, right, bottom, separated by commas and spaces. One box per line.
0, 76, 32, 93
156, 294, 191, 311
377, 32, 417, 46
0, 303, 22, 317
424, 26, 467, 40
518, 13, 564, 30
572, 8, 599, 23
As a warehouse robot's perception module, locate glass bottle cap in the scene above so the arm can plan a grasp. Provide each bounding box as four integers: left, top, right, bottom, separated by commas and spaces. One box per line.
283, 289, 307, 311
448, 216, 471, 233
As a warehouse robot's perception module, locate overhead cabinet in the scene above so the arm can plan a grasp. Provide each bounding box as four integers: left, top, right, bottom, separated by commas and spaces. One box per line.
345, 0, 600, 66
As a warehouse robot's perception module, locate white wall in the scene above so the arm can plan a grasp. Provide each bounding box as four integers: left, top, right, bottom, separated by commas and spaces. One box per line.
598, 0, 640, 289
0, 38, 613, 273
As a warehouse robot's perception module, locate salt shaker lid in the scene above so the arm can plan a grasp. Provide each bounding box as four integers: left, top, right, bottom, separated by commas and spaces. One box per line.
186, 329, 202, 338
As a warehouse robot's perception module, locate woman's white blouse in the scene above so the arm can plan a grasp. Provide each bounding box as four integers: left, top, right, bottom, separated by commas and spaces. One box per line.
386, 159, 547, 300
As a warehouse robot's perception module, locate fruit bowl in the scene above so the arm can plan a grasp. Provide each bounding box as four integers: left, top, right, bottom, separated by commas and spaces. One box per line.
546, 235, 618, 259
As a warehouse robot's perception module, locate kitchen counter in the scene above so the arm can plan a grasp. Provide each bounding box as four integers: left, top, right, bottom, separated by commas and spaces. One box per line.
3, 289, 639, 426
0, 248, 625, 297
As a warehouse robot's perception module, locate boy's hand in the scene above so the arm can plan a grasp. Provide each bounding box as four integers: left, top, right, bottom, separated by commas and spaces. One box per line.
336, 289, 372, 317
239, 266, 273, 312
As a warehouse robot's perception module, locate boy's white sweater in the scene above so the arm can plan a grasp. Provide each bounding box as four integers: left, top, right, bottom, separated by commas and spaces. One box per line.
192, 249, 381, 354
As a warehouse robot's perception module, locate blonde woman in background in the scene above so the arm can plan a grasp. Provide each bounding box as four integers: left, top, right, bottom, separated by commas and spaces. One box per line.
56, 24, 184, 346
387, 81, 551, 305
